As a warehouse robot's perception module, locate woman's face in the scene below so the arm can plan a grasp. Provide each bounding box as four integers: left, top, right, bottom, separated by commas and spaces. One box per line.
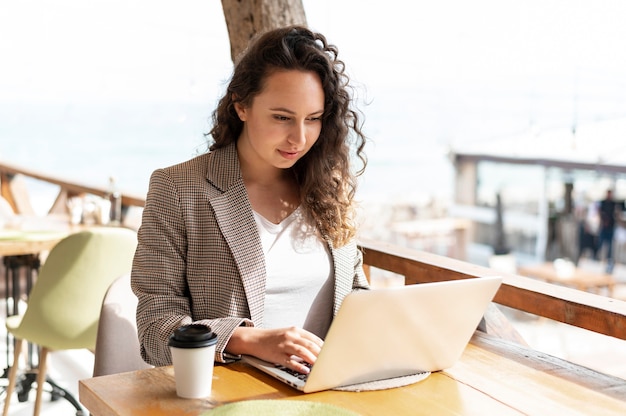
235, 70, 325, 171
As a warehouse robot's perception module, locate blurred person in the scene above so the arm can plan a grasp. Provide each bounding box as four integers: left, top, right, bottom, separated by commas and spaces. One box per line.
131, 26, 369, 375
596, 189, 625, 273
575, 201, 599, 264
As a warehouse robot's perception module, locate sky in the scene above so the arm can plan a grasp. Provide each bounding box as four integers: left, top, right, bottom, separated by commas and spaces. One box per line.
2, 0, 626, 133
2, 0, 626, 202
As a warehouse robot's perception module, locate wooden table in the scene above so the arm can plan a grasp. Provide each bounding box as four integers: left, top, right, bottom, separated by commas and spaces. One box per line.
79, 331, 626, 416
0, 230, 67, 257
1, 228, 70, 309
518, 262, 616, 295
1, 228, 70, 313
0, 214, 78, 256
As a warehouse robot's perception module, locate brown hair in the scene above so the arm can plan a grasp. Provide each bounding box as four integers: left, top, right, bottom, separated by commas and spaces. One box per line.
207, 26, 367, 248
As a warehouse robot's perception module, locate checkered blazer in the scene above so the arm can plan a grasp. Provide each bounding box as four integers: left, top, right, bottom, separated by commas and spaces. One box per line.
131, 143, 369, 366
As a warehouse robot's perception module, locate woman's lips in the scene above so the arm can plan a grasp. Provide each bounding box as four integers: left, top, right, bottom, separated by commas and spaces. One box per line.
278, 150, 300, 159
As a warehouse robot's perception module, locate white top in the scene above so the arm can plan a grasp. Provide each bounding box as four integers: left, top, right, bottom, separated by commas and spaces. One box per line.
253, 206, 334, 338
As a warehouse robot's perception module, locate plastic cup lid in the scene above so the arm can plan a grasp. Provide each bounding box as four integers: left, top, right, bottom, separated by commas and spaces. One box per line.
168, 324, 217, 348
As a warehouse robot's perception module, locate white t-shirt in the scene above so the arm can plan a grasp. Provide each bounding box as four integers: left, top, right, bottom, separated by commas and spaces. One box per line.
252, 206, 334, 338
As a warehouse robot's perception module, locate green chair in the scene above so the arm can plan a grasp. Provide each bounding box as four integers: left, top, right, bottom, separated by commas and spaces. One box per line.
2, 227, 138, 416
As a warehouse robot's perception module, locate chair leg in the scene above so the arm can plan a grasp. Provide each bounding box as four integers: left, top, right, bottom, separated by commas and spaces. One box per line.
2, 338, 24, 416
33, 347, 49, 416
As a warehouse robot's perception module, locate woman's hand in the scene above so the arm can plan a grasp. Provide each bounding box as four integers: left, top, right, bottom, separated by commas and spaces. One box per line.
227, 326, 323, 374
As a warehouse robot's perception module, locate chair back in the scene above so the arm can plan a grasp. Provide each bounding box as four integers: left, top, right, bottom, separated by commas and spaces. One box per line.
93, 273, 152, 376
10, 227, 138, 351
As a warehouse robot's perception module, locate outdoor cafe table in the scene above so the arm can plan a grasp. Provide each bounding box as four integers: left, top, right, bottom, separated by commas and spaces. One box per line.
1, 228, 71, 315
79, 331, 626, 416
0, 214, 82, 256
0, 231, 65, 257
518, 262, 616, 296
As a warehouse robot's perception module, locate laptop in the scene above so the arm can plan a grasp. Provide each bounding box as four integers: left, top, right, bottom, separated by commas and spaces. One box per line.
242, 276, 502, 393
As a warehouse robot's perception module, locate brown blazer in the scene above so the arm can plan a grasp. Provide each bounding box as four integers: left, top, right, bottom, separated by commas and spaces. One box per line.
131, 143, 369, 366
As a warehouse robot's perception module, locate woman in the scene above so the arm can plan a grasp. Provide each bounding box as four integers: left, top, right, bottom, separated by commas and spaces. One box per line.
131, 26, 369, 375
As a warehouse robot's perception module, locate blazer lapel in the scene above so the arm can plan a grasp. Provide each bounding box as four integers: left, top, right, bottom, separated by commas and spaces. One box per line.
207, 144, 266, 325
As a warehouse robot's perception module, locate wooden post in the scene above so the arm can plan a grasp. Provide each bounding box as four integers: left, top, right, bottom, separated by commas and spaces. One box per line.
0, 172, 35, 215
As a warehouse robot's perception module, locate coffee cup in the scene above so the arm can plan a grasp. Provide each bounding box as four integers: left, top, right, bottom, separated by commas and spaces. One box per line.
168, 324, 218, 398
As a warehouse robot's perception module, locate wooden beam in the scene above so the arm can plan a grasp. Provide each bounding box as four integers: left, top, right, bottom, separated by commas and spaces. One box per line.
359, 238, 626, 341
0, 172, 34, 215
0, 172, 17, 212
0, 161, 146, 212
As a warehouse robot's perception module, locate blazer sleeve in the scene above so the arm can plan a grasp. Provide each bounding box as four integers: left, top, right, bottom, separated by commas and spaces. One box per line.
131, 168, 251, 367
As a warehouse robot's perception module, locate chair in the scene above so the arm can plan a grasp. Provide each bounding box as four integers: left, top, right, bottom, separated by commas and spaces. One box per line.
92, 273, 152, 377
2, 227, 138, 416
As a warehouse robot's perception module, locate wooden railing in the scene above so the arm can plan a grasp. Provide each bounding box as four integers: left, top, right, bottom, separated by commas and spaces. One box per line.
3, 161, 626, 346
360, 238, 626, 342
0, 161, 145, 217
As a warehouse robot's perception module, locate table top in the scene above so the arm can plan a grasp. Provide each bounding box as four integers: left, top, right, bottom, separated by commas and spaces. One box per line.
0, 229, 69, 257
518, 262, 615, 288
79, 331, 626, 416
0, 215, 89, 257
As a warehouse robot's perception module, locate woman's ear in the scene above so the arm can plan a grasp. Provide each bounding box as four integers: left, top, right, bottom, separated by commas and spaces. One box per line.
233, 97, 247, 121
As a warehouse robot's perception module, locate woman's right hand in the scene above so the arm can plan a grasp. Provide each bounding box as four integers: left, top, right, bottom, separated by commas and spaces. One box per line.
226, 326, 323, 374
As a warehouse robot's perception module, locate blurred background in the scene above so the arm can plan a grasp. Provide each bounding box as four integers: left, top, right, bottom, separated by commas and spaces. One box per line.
2, 0, 626, 264
2, 1, 625, 197
2, 4, 626, 413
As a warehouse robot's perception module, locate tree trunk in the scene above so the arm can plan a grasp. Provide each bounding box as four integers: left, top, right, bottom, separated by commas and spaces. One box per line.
220, 0, 307, 61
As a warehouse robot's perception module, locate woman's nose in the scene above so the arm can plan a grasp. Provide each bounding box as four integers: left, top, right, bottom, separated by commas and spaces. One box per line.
288, 121, 307, 145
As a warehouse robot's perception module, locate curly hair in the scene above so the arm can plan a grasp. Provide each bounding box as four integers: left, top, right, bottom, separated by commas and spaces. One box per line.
207, 25, 367, 248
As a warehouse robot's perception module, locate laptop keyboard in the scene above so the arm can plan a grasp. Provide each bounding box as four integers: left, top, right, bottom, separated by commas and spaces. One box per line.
274, 362, 312, 381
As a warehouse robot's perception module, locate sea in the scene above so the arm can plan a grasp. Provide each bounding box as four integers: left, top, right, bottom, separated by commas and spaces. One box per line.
0, 95, 460, 216
3, 0, 626, 217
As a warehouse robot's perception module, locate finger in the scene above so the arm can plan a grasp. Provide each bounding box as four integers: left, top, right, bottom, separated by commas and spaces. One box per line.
300, 331, 324, 348
289, 340, 322, 366
285, 355, 311, 374
288, 330, 323, 357
302, 338, 322, 357
277, 328, 323, 365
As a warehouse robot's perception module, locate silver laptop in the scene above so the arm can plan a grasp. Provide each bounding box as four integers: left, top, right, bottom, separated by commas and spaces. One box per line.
242, 276, 502, 393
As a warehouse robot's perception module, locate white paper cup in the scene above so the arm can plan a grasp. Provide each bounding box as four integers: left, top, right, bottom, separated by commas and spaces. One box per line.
168, 324, 218, 399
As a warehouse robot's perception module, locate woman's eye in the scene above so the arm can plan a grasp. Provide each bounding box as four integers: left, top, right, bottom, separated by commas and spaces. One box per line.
274, 115, 290, 121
